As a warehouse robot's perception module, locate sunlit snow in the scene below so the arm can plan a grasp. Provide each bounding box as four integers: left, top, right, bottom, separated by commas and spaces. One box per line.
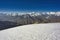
0, 23, 60, 40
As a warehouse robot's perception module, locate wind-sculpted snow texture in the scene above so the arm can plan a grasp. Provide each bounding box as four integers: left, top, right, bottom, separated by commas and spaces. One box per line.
0, 23, 60, 40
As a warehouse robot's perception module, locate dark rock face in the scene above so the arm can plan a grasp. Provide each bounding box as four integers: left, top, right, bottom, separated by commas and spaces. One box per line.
0, 21, 20, 30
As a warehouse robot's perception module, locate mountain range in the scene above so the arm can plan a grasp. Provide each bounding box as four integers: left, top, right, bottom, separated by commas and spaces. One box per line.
0, 12, 60, 30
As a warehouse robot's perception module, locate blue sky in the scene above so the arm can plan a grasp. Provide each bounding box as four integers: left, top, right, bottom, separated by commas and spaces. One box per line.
0, 0, 60, 12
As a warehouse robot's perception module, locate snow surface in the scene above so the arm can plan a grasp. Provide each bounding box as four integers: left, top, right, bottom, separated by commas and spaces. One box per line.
0, 23, 60, 40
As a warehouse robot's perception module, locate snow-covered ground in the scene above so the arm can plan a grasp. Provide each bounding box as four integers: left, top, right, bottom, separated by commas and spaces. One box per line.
0, 23, 60, 40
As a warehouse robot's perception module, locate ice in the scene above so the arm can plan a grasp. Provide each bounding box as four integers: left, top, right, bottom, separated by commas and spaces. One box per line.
0, 23, 60, 40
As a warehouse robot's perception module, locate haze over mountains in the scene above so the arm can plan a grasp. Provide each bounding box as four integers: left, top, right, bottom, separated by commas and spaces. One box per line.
0, 11, 60, 30
0, 11, 60, 22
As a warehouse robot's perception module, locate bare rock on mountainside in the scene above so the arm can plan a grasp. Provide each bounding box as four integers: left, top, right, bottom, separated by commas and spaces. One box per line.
0, 23, 60, 40
0, 21, 20, 30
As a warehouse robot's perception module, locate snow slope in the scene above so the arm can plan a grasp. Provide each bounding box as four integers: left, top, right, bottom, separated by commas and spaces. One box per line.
0, 23, 60, 40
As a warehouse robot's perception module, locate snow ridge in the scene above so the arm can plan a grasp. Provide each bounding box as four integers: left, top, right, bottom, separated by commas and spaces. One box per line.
0, 23, 60, 40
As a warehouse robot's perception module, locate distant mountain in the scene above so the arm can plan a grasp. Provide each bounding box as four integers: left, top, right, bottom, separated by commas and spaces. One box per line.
0, 12, 60, 30
0, 12, 60, 22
